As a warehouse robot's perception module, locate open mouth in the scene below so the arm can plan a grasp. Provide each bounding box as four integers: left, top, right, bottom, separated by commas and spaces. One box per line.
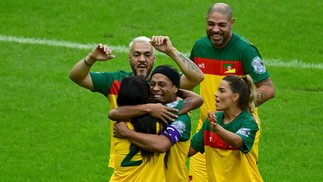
212, 34, 222, 41
151, 94, 164, 102
138, 64, 147, 69
215, 100, 220, 106
152, 94, 163, 99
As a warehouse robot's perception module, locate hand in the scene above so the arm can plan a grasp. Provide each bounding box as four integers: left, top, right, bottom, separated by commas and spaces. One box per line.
150, 36, 175, 55
207, 110, 218, 130
147, 103, 178, 124
90, 44, 115, 61
113, 121, 129, 139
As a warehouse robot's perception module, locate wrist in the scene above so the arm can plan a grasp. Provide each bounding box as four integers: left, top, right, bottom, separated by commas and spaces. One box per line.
85, 54, 97, 65
123, 128, 134, 139
165, 48, 178, 57
145, 104, 154, 114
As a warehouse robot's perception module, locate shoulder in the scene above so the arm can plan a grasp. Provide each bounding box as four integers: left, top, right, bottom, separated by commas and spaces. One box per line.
232, 34, 254, 48
165, 100, 183, 110
231, 33, 261, 55
238, 111, 258, 128
114, 70, 133, 77
92, 70, 132, 79
239, 110, 255, 120
194, 36, 211, 46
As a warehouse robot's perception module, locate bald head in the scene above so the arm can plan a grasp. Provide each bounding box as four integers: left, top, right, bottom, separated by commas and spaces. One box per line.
207, 3, 233, 20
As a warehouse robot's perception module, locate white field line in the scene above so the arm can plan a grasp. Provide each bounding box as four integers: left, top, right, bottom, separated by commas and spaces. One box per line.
1, 34, 322, 70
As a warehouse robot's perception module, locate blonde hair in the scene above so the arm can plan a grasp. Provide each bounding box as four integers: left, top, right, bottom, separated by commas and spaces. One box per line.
129, 36, 155, 53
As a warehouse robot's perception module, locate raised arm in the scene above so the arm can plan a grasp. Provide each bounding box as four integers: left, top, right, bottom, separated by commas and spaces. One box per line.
69, 44, 115, 90
255, 77, 275, 106
150, 36, 204, 90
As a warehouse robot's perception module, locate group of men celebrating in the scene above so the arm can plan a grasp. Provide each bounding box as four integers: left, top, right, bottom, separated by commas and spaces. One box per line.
69, 2, 275, 182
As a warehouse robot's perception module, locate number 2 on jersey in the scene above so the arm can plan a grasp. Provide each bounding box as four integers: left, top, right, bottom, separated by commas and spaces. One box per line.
121, 146, 143, 167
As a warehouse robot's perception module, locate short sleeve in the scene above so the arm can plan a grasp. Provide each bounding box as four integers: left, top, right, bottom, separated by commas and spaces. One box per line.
236, 116, 259, 153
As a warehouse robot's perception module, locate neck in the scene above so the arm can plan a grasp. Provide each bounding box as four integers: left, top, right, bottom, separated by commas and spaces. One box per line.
223, 107, 242, 124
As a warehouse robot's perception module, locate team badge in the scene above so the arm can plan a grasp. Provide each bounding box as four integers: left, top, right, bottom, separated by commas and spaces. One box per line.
236, 128, 251, 137
251, 56, 266, 74
224, 64, 236, 73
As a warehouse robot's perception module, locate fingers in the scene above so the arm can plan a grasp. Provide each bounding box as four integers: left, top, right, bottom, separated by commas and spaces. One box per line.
97, 43, 113, 55
164, 107, 178, 119
166, 106, 179, 113
207, 110, 215, 118
151, 36, 169, 46
113, 122, 127, 138
156, 109, 178, 124
160, 118, 169, 125
207, 110, 216, 122
161, 108, 179, 123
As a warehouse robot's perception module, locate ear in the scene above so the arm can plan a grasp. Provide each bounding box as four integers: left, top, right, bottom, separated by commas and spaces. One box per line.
172, 85, 179, 94
232, 93, 239, 103
230, 18, 235, 28
174, 86, 179, 93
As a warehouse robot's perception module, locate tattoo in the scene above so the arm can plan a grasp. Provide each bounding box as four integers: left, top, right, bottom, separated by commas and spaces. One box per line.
255, 78, 273, 106
178, 53, 199, 71
255, 78, 273, 87
181, 99, 192, 112
256, 89, 266, 106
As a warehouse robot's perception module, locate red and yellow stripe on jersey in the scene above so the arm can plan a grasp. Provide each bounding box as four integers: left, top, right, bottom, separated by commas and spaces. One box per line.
194, 57, 248, 132
191, 111, 263, 182
189, 34, 269, 182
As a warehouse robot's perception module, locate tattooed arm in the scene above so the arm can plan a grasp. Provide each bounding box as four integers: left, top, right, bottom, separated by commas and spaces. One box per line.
255, 77, 275, 106
177, 89, 204, 115
150, 36, 204, 90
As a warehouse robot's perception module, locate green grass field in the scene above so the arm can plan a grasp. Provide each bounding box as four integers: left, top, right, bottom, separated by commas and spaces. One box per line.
1, 0, 323, 181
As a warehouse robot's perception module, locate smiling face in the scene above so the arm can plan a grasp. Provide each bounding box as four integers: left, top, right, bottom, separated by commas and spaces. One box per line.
149, 73, 178, 104
129, 42, 155, 80
206, 8, 234, 49
215, 79, 239, 111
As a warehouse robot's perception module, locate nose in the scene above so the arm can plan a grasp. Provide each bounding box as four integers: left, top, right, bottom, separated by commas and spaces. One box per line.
151, 84, 160, 92
138, 54, 147, 62
212, 25, 220, 32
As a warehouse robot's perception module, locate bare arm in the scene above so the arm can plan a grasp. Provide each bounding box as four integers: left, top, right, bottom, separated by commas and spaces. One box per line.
113, 122, 172, 153
108, 103, 179, 124
69, 44, 115, 90
208, 111, 244, 148
108, 89, 203, 122
151, 36, 204, 90
255, 77, 275, 106
177, 89, 204, 115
